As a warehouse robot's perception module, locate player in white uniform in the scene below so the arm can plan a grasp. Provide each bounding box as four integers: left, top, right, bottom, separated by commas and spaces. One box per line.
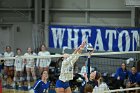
3, 46, 14, 86
55, 41, 87, 93
37, 44, 51, 75
13, 48, 24, 87
24, 47, 37, 89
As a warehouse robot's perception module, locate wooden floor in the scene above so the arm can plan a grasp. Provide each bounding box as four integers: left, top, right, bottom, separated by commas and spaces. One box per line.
2, 88, 31, 93
1, 78, 36, 93
2, 88, 56, 93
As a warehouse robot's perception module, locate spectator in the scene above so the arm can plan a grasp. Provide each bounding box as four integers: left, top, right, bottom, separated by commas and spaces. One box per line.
13, 48, 24, 88
136, 72, 140, 86
80, 62, 93, 76
114, 63, 129, 89
24, 47, 37, 89
126, 66, 140, 93
37, 44, 51, 75
3, 46, 14, 87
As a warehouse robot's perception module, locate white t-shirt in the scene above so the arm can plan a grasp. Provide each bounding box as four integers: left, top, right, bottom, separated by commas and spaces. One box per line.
37, 51, 51, 67
14, 55, 24, 71
80, 66, 93, 76
93, 82, 110, 93
24, 53, 36, 68
59, 53, 79, 82
4, 51, 14, 66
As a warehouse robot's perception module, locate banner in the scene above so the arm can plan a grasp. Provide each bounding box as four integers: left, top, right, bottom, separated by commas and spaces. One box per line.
49, 25, 140, 51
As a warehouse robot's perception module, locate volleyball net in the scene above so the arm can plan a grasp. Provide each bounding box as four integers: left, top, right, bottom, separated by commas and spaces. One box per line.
0, 50, 140, 93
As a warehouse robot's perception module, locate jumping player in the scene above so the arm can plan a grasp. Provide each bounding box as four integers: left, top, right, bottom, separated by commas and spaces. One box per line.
55, 41, 87, 93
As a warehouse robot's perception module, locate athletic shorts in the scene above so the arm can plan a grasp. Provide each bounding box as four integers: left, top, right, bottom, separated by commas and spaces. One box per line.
4, 65, 14, 68
55, 80, 70, 89
15, 66, 24, 71
39, 61, 51, 67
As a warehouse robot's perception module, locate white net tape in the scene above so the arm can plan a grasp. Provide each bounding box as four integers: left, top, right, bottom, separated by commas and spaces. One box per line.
104, 87, 140, 93
1, 51, 140, 60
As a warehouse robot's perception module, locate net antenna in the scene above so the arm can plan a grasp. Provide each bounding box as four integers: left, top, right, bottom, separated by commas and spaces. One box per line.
125, 0, 140, 7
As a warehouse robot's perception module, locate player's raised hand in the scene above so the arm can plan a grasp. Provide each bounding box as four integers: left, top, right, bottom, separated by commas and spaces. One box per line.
63, 53, 69, 58
79, 41, 87, 49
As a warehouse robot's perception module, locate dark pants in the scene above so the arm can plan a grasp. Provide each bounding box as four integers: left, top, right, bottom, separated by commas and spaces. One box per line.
80, 81, 86, 93
113, 79, 126, 89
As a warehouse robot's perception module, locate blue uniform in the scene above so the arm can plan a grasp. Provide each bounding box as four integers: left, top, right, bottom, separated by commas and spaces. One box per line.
33, 80, 50, 93
113, 67, 129, 89
129, 72, 138, 83
56, 80, 70, 89
136, 72, 140, 85
114, 67, 128, 80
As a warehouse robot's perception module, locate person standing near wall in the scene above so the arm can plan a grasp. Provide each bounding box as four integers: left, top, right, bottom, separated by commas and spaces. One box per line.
55, 41, 87, 93
80, 62, 93, 76
37, 44, 51, 75
24, 47, 37, 89
3, 46, 14, 87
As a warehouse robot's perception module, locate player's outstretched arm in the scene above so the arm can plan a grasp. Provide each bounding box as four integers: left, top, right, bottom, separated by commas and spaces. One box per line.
73, 41, 86, 54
